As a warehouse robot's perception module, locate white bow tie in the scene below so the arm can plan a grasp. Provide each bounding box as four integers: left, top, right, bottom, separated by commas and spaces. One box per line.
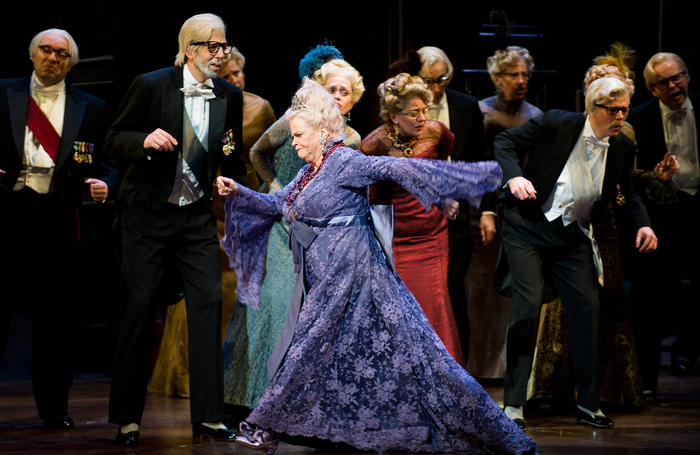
585, 136, 610, 153
667, 107, 687, 122
181, 83, 215, 99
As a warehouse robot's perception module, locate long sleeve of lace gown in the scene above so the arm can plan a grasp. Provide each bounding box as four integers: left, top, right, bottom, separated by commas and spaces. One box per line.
221, 184, 286, 309
333, 147, 502, 212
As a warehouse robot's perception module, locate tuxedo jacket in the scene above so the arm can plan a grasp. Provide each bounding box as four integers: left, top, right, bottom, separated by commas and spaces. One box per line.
105, 66, 247, 204
495, 109, 650, 230
627, 92, 700, 172
0, 75, 118, 197
445, 88, 486, 163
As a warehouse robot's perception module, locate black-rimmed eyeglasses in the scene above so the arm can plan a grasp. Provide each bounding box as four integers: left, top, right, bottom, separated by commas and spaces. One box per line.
653, 71, 686, 90
595, 104, 630, 116
38, 44, 71, 61
191, 41, 233, 55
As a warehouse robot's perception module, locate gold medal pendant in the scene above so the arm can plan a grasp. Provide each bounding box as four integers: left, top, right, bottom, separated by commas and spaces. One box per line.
616, 189, 625, 206
223, 144, 231, 156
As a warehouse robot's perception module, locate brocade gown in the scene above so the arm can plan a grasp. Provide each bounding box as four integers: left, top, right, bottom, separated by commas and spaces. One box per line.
361, 120, 465, 366
221, 138, 537, 454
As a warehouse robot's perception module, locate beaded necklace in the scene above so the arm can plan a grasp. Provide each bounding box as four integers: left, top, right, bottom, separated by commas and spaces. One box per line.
285, 142, 342, 206
384, 122, 417, 156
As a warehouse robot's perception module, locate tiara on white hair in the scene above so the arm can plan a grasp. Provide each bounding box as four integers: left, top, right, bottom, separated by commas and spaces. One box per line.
291, 95, 312, 112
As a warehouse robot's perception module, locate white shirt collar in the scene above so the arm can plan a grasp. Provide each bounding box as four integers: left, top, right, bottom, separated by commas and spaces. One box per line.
659, 95, 692, 117
31, 71, 66, 94
583, 115, 610, 145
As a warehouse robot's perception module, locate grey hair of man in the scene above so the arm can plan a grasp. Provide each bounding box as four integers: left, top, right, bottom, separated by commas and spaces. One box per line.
417, 46, 454, 86
584, 77, 629, 116
29, 28, 79, 67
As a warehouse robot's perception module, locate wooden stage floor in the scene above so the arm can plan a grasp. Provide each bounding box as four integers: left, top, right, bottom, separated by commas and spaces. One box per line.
1, 370, 699, 455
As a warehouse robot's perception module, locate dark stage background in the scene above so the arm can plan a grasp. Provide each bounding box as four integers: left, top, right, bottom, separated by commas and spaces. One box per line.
1, 0, 698, 379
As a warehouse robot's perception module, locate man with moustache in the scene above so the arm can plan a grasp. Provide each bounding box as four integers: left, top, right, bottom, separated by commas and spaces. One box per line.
106, 13, 245, 446
0, 28, 117, 430
627, 53, 699, 393
417, 46, 487, 362
494, 77, 656, 429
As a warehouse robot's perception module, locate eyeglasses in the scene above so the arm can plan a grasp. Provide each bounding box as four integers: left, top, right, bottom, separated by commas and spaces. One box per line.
595, 104, 630, 116
399, 108, 429, 119
499, 71, 532, 81
37, 44, 71, 61
653, 71, 686, 89
191, 41, 233, 55
423, 75, 449, 86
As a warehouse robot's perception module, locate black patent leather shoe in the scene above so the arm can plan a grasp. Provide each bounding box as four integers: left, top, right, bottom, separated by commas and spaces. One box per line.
192, 423, 236, 442
513, 418, 527, 430
575, 409, 614, 428
42, 416, 74, 430
115, 429, 139, 446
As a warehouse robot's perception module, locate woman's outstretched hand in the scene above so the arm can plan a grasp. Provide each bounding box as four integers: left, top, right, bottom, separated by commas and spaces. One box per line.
216, 176, 238, 197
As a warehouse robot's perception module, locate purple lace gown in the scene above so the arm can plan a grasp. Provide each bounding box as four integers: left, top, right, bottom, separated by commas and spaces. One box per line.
222, 140, 537, 454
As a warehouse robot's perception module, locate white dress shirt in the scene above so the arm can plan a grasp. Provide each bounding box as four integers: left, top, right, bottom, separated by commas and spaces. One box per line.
660, 97, 698, 195
427, 92, 450, 129
182, 65, 213, 150
169, 65, 213, 206
542, 117, 608, 225
14, 72, 66, 193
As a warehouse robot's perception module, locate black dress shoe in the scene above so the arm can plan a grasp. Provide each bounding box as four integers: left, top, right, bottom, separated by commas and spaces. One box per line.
115, 429, 139, 446
513, 418, 527, 430
192, 423, 236, 442
575, 409, 614, 428
42, 416, 74, 430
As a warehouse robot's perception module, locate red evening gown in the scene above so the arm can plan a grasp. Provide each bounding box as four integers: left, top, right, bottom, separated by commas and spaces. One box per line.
361, 120, 465, 366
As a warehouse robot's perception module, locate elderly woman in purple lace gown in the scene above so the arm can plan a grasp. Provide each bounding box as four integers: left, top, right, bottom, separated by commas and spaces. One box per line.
215, 78, 537, 455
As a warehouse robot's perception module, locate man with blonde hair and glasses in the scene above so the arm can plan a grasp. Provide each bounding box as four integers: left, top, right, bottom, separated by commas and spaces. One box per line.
628, 52, 699, 398
106, 13, 245, 446
495, 77, 656, 429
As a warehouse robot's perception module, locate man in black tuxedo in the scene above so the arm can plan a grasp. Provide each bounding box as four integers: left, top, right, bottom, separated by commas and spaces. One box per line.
106, 13, 246, 446
0, 29, 118, 430
417, 46, 488, 364
494, 77, 657, 429
627, 52, 699, 393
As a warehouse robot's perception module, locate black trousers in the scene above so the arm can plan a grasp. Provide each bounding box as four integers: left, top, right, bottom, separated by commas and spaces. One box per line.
108, 189, 224, 425
499, 200, 602, 411
0, 188, 79, 419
